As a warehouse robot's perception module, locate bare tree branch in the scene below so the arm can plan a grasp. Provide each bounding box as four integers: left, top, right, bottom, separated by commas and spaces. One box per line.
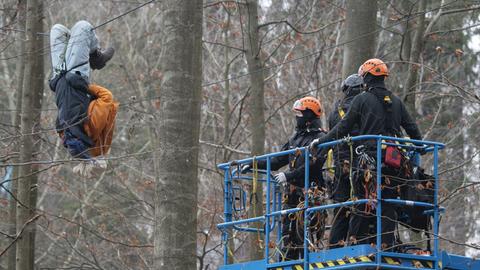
0, 214, 42, 258
200, 140, 250, 155
258, 19, 344, 35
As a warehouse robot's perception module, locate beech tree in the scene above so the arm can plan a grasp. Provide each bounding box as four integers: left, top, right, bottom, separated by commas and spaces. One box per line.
153, 1, 203, 269
341, 0, 377, 78
15, 0, 44, 269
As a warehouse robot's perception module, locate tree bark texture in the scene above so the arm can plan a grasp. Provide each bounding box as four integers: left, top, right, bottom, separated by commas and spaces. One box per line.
243, 0, 266, 260
153, 1, 202, 269
400, 0, 415, 62
341, 0, 377, 78
8, 1, 27, 269
15, 0, 44, 269
221, 10, 236, 264
404, 0, 427, 118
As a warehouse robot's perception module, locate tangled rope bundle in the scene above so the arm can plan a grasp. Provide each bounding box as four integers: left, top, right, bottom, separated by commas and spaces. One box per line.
289, 186, 329, 250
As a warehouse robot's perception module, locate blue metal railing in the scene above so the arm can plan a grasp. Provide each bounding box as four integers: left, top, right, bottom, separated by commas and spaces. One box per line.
217, 135, 445, 270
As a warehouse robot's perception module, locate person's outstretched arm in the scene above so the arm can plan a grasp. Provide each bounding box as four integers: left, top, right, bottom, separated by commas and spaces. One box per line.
253, 141, 290, 171
312, 96, 361, 147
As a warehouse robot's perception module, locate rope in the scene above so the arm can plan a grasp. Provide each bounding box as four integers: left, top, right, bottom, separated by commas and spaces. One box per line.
252, 156, 258, 202
286, 187, 327, 252
250, 156, 263, 249
223, 234, 236, 263
347, 137, 355, 200
273, 245, 286, 261
92, 0, 156, 30
2, 0, 155, 37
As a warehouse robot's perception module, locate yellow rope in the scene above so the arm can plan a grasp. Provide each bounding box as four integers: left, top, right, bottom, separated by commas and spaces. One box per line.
348, 139, 355, 200
326, 149, 335, 175
225, 233, 237, 263
227, 244, 235, 262
252, 156, 258, 199
251, 157, 263, 249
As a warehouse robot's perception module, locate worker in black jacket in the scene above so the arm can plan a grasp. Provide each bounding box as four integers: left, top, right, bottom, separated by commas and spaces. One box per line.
311, 58, 422, 249
242, 97, 327, 260
327, 74, 363, 249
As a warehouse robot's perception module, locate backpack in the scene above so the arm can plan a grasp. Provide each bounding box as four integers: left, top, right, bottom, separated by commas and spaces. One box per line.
400, 166, 434, 232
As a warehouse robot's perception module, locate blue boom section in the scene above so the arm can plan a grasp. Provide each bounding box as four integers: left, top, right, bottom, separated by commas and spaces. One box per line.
216, 135, 479, 270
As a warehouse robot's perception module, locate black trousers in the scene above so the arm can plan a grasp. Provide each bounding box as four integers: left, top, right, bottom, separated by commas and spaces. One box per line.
346, 159, 399, 248
282, 215, 304, 260
329, 162, 352, 249
347, 202, 396, 247
328, 206, 350, 248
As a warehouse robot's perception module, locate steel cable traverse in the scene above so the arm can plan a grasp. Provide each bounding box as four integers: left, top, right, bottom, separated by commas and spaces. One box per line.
0, 0, 156, 61
92, 0, 156, 30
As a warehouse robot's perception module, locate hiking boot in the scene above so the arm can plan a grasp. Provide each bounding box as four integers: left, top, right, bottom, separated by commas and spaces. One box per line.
89, 47, 115, 70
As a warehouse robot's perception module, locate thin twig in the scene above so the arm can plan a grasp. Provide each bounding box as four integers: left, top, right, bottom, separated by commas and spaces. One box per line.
0, 214, 42, 257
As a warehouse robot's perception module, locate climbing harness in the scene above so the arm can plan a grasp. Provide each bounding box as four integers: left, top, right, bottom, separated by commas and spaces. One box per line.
355, 145, 377, 214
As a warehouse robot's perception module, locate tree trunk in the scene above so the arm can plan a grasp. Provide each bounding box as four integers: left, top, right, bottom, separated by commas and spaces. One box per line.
400, 0, 415, 62
341, 0, 377, 78
404, 0, 427, 118
15, 0, 44, 269
153, 1, 202, 269
8, 1, 27, 269
222, 11, 232, 163
221, 10, 237, 264
242, 0, 265, 261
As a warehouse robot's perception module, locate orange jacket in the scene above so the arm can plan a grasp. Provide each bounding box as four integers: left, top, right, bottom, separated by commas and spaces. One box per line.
83, 84, 119, 157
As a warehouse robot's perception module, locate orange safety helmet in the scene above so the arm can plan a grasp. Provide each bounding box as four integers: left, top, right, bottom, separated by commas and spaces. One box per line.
292, 96, 322, 118
358, 58, 389, 77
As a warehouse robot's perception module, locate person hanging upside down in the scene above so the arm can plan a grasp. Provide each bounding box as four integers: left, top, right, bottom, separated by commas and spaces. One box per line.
49, 20, 117, 177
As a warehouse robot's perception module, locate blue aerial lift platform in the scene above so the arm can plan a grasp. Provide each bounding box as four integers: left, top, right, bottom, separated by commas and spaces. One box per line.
216, 135, 479, 270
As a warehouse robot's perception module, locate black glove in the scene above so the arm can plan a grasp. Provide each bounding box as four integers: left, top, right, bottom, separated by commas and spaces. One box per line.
417, 147, 427, 156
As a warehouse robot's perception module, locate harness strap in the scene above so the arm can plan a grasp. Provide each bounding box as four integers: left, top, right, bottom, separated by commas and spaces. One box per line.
60, 61, 90, 75
338, 106, 346, 119
368, 87, 396, 136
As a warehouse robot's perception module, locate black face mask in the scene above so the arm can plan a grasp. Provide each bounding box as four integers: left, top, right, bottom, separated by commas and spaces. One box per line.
295, 110, 317, 129
296, 116, 310, 129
